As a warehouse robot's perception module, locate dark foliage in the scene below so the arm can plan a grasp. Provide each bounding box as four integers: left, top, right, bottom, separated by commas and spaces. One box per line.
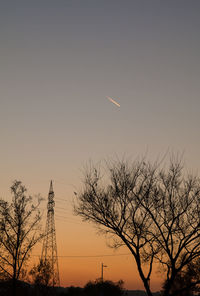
162, 258, 200, 296
83, 279, 126, 296
29, 259, 52, 286
64, 286, 83, 296
62, 280, 126, 296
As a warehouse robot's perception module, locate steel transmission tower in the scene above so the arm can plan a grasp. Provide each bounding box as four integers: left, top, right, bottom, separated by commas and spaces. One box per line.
41, 181, 60, 286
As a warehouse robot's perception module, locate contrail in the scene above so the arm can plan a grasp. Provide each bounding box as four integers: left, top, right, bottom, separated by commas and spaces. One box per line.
106, 96, 120, 107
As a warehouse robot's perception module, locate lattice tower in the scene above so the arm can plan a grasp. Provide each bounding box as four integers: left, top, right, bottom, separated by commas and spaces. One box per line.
41, 181, 60, 286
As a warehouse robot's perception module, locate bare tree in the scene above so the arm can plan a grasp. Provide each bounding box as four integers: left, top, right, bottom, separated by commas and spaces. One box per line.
141, 158, 200, 296
74, 158, 200, 296
29, 258, 52, 296
0, 180, 44, 295
29, 259, 52, 287
162, 258, 200, 296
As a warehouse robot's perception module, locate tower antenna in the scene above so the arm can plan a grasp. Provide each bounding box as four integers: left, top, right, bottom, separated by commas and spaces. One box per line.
41, 180, 60, 286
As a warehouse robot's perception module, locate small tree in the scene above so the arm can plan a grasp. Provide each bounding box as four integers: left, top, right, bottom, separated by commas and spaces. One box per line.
0, 180, 44, 295
162, 258, 200, 296
74, 157, 200, 296
29, 259, 52, 296
29, 259, 51, 287
84, 279, 126, 296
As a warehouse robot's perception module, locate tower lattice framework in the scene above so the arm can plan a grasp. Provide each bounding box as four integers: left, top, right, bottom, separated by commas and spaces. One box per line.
41, 181, 60, 286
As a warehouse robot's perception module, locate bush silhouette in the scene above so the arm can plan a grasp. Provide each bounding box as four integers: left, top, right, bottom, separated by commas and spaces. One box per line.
83, 279, 126, 296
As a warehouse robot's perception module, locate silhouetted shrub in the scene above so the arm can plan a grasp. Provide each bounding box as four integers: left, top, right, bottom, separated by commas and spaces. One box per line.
83, 279, 126, 296
65, 286, 83, 296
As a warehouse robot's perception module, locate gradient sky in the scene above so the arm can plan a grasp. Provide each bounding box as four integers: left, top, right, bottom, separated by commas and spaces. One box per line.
1, 0, 200, 291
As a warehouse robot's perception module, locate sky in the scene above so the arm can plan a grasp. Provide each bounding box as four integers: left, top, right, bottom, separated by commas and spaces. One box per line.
1, 0, 200, 291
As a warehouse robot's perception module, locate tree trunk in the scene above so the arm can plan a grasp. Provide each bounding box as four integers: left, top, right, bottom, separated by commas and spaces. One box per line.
143, 279, 153, 296
12, 278, 16, 296
135, 257, 153, 296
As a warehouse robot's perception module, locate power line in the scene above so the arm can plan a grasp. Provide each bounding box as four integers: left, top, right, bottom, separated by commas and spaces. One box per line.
55, 213, 80, 220
55, 219, 82, 226
55, 206, 72, 213
55, 216, 83, 225
55, 197, 71, 202
55, 200, 71, 206
31, 253, 131, 258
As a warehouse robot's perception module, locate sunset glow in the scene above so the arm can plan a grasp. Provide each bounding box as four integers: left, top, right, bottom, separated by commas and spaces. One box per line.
1, 1, 200, 293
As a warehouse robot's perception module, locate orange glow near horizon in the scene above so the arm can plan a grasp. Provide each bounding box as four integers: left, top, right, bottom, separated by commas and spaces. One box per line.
3, 179, 163, 292
58, 255, 163, 291
31, 209, 163, 292
0, 175, 169, 292
31, 243, 163, 292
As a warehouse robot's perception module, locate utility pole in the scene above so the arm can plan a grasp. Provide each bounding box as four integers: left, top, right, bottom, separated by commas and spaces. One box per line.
41, 181, 60, 286
101, 263, 107, 282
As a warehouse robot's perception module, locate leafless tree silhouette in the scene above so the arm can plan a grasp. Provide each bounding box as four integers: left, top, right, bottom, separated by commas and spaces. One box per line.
162, 257, 200, 296
0, 180, 44, 296
74, 157, 200, 296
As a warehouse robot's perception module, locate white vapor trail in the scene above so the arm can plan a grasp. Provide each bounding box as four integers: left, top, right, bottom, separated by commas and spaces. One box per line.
106, 96, 120, 107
